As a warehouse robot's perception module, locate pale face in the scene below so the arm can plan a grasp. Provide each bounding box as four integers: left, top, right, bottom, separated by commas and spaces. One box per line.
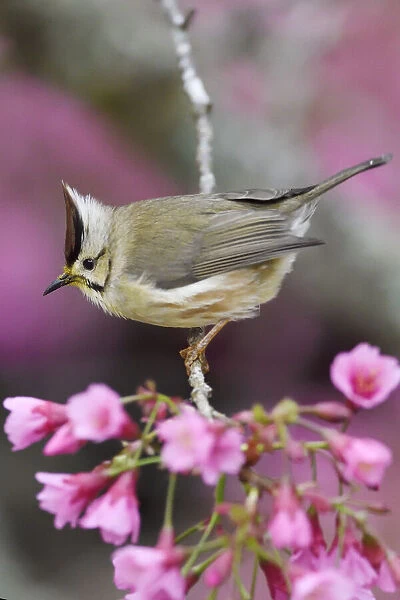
43, 183, 112, 299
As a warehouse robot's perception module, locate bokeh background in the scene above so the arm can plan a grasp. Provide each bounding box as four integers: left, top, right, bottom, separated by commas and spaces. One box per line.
1, 0, 400, 598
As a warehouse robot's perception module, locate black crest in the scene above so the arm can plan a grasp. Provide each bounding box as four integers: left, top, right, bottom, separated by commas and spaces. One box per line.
62, 183, 84, 266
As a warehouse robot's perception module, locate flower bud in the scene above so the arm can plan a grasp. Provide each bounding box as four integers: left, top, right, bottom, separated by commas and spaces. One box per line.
204, 550, 233, 588
271, 398, 299, 424
267, 481, 311, 549
311, 402, 353, 423
259, 561, 288, 600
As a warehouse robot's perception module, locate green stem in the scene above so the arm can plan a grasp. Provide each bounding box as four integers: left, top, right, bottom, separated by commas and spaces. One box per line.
245, 538, 276, 563
175, 520, 207, 544
297, 416, 325, 436
249, 554, 259, 600
184, 538, 227, 554
310, 451, 317, 482
305, 441, 328, 450
337, 512, 347, 562
106, 454, 161, 477
192, 549, 224, 577
133, 400, 161, 463
121, 392, 179, 413
233, 545, 250, 600
206, 589, 218, 600
164, 474, 177, 528
121, 393, 155, 404
136, 456, 161, 467
182, 475, 226, 576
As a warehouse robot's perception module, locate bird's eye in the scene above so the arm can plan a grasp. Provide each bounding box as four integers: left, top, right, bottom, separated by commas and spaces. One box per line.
83, 258, 95, 271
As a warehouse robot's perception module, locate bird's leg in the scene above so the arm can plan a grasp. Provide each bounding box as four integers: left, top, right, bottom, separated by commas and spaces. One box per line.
180, 319, 230, 375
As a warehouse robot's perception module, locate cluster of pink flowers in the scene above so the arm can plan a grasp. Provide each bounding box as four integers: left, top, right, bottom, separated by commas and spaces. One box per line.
157, 405, 245, 485
36, 469, 140, 545
4, 383, 139, 454
264, 515, 399, 600
3, 342, 400, 600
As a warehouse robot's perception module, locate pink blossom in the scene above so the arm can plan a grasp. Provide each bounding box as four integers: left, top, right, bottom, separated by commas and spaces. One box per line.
124, 568, 185, 600
43, 423, 85, 456
36, 469, 109, 528
157, 407, 214, 473
377, 560, 397, 592
80, 471, 140, 545
67, 384, 138, 442
340, 547, 377, 589
326, 431, 392, 489
330, 343, 400, 409
157, 407, 244, 484
268, 482, 312, 549
112, 543, 184, 598
291, 569, 355, 600
292, 545, 378, 600
204, 550, 233, 588
200, 423, 244, 485
3, 396, 67, 450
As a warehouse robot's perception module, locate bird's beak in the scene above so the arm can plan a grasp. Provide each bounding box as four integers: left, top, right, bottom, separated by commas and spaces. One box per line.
43, 272, 74, 296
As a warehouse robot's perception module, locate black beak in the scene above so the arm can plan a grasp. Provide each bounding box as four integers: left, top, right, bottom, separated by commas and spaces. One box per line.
43, 273, 73, 296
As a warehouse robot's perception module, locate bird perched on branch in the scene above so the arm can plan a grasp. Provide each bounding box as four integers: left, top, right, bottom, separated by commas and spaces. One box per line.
44, 154, 391, 372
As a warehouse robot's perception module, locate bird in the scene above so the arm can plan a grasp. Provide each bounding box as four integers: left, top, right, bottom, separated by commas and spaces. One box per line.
44, 154, 391, 372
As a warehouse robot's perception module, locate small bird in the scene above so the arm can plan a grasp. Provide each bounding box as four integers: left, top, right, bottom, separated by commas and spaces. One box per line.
44, 155, 391, 371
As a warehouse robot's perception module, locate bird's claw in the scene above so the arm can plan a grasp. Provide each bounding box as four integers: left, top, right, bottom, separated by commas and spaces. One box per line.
180, 345, 210, 376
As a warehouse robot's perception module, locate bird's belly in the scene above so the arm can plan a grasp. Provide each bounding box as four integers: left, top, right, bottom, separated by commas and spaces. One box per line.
104, 255, 296, 328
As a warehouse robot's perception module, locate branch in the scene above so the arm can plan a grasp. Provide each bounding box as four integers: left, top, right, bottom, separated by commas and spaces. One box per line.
158, 1, 215, 195
158, 0, 217, 418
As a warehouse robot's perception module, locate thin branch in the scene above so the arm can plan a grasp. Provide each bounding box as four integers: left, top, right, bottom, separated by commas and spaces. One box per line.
158, 0, 217, 418
158, 0, 215, 195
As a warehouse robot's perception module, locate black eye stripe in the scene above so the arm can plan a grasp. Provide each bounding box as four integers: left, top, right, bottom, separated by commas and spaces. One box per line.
96, 248, 106, 260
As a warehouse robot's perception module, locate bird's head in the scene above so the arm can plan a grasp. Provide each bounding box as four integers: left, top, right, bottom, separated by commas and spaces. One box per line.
44, 184, 113, 303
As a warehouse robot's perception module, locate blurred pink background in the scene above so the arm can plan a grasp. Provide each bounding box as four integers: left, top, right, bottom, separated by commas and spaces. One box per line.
1, 1, 399, 599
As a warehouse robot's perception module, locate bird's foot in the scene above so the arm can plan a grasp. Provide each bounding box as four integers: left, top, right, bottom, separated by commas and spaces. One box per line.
180, 344, 210, 376
180, 319, 230, 376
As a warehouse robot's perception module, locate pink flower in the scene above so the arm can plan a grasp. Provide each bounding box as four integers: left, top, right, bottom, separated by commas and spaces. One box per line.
157, 407, 244, 485
67, 384, 138, 442
3, 396, 67, 450
330, 343, 400, 409
112, 542, 184, 598
377, 560, 397, 593
200, 423, 245, 485
204, 550, 233, 588
124, 568, 185, 600
326, 431, 392, 489
36, 468, 109, 528
291, 569, 355, 600
268, 482, 312, 549
157, 407, 214, 473
80, 471, 140, 545
292, 545, 378, 600
340, 547, 377, 589
43, 423, 85, 456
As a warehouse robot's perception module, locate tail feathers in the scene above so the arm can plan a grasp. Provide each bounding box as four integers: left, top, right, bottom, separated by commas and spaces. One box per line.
297, 153, 392, 204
